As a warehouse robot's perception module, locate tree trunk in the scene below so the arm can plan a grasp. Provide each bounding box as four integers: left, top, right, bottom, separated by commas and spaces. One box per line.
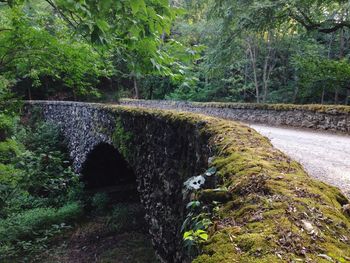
149, 85, 153, 99
262, 67, 268, 103
247, 39, 260, 103
346, 89, 350, 105
243, 62, 248, 101
293, 74, 299, 104
339, 28, 345, 59
28, 86, 32, 100
321, 87, 325, 104
335, 28, 344, 104
262, 32, 271, 103
45, 78, 49, 99
261, 31, 276, 103
334, 89, 339, 104
133, 76, 139, 99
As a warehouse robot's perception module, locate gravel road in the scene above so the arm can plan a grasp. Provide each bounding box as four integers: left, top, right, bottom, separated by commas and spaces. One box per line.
250, 124, 350, 197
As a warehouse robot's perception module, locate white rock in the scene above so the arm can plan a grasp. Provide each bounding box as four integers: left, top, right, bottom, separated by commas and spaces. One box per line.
301, 220, 314, 233
184, 175, 206, 190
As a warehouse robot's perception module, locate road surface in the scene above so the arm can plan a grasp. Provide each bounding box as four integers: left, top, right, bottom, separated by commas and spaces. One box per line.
250, 124, 350, 197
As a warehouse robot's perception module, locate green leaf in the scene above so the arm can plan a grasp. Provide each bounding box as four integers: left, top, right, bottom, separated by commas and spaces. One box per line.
186, 200, 200, 209
198, 232, 208, 241
96, 19, 109, 32
183, 230, 194, 240
91, 25, 104, 44
130, 0, 146, 15
99, 0, 113, 11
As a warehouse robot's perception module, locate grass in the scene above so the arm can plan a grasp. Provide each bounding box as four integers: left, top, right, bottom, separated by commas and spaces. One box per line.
34, 203, 157, 263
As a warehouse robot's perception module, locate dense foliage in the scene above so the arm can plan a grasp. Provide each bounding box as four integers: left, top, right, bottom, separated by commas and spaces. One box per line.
0, 102, 83, 259
0, 0, 187, 259
0, 0, 193, 101
2, 0, 349, 103
165, 0, 350, 104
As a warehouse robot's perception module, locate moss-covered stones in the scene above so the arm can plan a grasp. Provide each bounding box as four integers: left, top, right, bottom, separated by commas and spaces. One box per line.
190, 113, 350, 263
120, 99, 350, 133
26, 101, 350, 263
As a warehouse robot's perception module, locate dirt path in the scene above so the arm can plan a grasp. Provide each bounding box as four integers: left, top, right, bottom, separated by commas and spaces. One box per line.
35, 204, 158, 263
250, 124, 350, 197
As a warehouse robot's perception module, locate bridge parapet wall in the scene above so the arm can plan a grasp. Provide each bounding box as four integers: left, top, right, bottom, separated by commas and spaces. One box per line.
120, 99, 350, 133
25, 101, 210, 263
27, 101, 115, 172
24, 101, 350, 263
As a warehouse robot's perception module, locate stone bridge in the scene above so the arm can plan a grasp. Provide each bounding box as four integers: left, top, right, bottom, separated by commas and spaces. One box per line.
119, 99, 350, 133
120, 99, 350, 197
25, 101, 350, 263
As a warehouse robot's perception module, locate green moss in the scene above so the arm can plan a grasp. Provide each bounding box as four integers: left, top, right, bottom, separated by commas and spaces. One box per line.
111, 116, 134, 161
235, 233, 269, 253
120, 99, 350, 114
90, 103, 350, 262
192, 114, 350, 262
193, 101, 350, 114
198, 189, 232, 203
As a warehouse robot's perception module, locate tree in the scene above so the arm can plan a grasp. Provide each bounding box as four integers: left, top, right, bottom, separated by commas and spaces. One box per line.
1, 0, 182, 99
0, 3, 112, 100
166, 0, 350, 104
47, 0, 177, 98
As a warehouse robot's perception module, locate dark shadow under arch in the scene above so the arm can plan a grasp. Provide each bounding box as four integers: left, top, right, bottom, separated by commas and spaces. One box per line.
81, 143, 138, 201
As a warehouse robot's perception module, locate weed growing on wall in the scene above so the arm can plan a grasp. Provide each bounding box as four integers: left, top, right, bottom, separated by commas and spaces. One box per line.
182, 200, 212, 257
181, 166, 220, 258
112, 117, 134, 161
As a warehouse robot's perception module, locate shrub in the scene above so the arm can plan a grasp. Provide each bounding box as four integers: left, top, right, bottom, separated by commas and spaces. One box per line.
92, 192, 109, 213
106, 203, 145, 233
0, 105, 84, 259
0, 163, 25, 217
0, 139, 23, 164
17, 149, 79, 204
0, 202, 82, 242
0, 114, 17, 141
0, 202, 83, 258
13, 120, 80, 207
18, 121, 65, 153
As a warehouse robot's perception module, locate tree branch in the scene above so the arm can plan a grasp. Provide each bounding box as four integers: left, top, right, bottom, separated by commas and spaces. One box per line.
289, 8, 350, 34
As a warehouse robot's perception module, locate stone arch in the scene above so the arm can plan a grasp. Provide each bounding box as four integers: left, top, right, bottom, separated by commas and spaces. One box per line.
26, 101, 211, 263
81, 142, 138, 201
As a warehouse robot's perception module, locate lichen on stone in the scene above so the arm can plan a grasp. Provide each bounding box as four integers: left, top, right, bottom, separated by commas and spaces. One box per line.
25, 101, 350, 263
111, 116, 133, 162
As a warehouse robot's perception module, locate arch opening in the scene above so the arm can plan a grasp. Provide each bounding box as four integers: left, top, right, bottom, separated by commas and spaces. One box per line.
80, 143, 158, 261
81, 143, 138, 202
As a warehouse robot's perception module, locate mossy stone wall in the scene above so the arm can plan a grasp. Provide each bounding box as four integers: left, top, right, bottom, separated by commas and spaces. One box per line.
25, 101, 210, 263
25, 101, 350, 263
120, 99, 350, 133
